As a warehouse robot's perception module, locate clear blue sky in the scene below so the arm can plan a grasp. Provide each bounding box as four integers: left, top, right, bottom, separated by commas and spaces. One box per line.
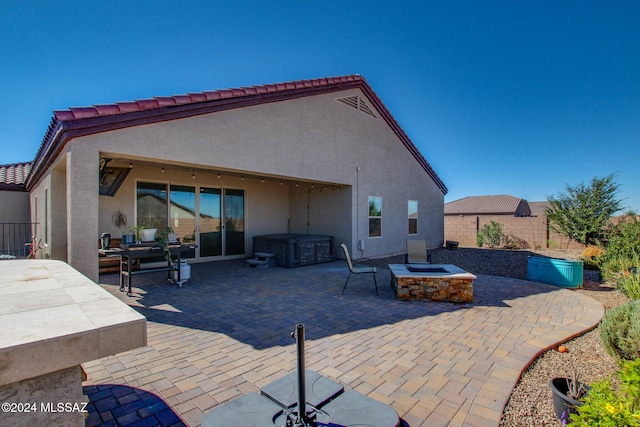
1, 1, 639, 211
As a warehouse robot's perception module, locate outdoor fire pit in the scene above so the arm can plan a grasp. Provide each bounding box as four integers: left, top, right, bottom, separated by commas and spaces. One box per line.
389, 264, 475, 303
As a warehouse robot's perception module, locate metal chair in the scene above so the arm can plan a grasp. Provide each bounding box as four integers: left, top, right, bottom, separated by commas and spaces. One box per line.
406, 240, 431, 264
340, 243, 378, 295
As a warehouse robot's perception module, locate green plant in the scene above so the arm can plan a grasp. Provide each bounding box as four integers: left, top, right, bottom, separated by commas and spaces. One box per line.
570, 359, 640, 426
603, 217, 640, 262
477, 221, 505, 248
566, 371, 589, 401
125, 224, 144, 241
546, 174, 623, 247
112, 209, 127, 229
616, 253, 640, 300
158, 227, 177, 265
600, 300, 640, 361
601, 256, 635, 284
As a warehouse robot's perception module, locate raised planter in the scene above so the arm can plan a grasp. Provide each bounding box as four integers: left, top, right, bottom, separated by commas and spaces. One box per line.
527, 256, 583, 288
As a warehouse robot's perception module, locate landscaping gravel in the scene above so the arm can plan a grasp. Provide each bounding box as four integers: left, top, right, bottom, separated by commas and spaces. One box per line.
373, 247, 629, 426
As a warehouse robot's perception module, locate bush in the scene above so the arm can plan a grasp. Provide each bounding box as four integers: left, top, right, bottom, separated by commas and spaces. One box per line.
502, 234, 530, 250
600, 300, 640, 361
477, 221, 506, 249
570, 358, 640, 426
602, 218, 640, 263
617, 254, 640, 300
601, 256, 635, 284
581, 246, 603, 271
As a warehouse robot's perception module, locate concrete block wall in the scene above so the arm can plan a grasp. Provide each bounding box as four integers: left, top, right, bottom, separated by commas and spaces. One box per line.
445, 215, 583, 250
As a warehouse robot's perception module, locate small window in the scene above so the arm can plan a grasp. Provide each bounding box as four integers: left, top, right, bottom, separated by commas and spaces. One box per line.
408, 200, 418, 235
368, 196, 382, 237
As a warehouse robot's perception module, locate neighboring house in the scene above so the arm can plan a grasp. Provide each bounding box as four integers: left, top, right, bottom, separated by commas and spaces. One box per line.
18, 74, 447, 281
0, 163, 32, 257
444, 195, 581, 249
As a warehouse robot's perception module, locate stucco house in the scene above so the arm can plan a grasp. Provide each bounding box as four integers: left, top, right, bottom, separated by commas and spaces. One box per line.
5, 74, 448, 282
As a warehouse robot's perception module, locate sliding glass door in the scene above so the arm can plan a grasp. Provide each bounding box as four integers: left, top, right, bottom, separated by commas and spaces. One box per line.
224, 189, 245, 256
140, 182, 244, 260
199, 187, 222, 257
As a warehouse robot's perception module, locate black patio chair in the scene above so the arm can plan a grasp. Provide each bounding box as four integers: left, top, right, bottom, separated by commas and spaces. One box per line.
340, 243, 378, 296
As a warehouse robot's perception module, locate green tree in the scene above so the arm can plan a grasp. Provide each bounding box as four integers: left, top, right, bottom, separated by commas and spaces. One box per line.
546, 174, 623, 246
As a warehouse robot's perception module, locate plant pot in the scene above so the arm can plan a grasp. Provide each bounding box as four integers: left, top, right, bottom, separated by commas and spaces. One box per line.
549, 377, 585, 422
122, 234, 135, 246
140, 228, 157, 242
167, 233, 178, 243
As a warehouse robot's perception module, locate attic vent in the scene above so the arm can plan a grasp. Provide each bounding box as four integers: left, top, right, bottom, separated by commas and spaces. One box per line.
336, 95, 377, 118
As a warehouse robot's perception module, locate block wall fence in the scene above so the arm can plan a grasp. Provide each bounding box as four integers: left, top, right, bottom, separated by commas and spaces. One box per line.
444, 215, 583, 250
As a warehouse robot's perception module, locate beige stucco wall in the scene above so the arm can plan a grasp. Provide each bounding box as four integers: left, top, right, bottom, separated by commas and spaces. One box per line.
34, 87, 445, 277
0, 190, 30, 223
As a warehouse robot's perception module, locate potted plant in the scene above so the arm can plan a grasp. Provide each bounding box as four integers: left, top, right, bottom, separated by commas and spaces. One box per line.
112, 209, 128, 229
139, 219, 159, 242
123, 224, 144, 245
161, 227, 178, 243
549, 370, 589, 422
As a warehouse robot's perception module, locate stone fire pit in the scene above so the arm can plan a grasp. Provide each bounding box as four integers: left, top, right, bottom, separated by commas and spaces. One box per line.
389, 264, 475, 303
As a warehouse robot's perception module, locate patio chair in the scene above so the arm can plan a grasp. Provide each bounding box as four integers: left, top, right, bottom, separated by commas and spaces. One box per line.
340, 243, 378, 296
406, 240, 431, 264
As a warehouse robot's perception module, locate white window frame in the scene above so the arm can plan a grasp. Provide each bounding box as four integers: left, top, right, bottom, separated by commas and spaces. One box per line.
368, 196, 382, 238
408, 200, 418, 235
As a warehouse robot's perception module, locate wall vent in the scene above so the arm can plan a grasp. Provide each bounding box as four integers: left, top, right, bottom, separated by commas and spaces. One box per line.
336, 95, 377, 118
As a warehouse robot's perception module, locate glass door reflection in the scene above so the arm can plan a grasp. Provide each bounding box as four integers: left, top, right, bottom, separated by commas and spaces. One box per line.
224, 189, 245, 256
199, 187, 222, 257
169, 185, 196, 258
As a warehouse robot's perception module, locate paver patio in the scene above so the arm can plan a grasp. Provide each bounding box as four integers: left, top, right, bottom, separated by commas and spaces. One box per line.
83, 259, 603, 427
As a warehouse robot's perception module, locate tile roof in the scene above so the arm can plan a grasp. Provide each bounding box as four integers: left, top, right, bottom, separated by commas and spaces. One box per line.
445, 195, 530, 216
528, 201, 550, 217
27, 75, 447, 195
0, 162, 31, 190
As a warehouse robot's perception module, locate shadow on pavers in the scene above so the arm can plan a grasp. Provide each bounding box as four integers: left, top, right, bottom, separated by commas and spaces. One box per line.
99, 259, 563, 350
84, 384, 186, 427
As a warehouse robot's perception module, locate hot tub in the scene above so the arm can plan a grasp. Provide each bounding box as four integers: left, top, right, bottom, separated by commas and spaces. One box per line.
252, 234, 334, 268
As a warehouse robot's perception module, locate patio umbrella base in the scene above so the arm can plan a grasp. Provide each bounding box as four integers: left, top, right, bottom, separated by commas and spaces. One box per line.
202, 370, 400, 427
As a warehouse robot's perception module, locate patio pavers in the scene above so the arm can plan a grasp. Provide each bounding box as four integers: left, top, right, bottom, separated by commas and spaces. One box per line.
83, 259, 603, 427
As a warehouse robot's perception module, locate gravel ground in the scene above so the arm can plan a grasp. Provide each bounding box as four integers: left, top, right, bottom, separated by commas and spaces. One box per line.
371, 247, 630, 426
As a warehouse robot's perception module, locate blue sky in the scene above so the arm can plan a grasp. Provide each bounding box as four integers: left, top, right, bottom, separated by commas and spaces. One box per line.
1, 1, 639, 211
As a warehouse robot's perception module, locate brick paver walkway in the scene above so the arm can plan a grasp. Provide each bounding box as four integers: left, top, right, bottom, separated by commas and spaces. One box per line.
83, 259, 603, 427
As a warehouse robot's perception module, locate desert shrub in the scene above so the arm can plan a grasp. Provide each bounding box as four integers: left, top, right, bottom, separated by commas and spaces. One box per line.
617, 253, 640, 300
601, 256, 635, 284
570, 358, 640, 426
600, 300, 640, 361
602, 218, 640, 262
580, 245, 603, 271
477, 221, 505, 248
601, 253, 640, 298
502, 234, 530, 249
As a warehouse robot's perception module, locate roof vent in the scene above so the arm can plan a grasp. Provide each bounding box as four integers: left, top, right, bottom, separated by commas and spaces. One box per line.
336, 95, 377, 118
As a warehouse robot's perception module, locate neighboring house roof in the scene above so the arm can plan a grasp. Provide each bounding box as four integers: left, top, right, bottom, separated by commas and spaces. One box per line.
445, 195, 531, 216
528, 201, 550, 217
26, 74, 448, 195
0, 162, 31, 191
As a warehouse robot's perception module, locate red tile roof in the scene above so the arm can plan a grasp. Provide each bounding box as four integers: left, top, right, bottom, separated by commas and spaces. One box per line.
0, 162, 31, 190
28, 75, 447, 194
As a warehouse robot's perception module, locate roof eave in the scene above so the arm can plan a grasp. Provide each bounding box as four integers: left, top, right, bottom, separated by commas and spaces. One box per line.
26, 75, 448, 195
